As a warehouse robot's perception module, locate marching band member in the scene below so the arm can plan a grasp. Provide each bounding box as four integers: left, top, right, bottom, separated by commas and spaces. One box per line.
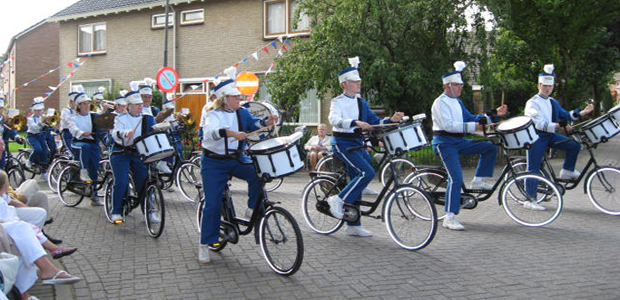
198, 92, 218, 143
0, 98, 24, 169
109, 91, 157, 224
524, 64, 593, 201
156, 99, 181, 174
326, 57, 404, 237
60, 92, 79, 159
139, 85, 160, 117
198, 79, 278, 263
431, 61, 506, 231
68, 93, 103, 206
114, 92, 128, 114
26, 98, 51, 179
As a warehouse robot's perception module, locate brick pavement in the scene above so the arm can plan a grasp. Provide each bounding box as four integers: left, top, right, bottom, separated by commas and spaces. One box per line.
28, 138, 620, 299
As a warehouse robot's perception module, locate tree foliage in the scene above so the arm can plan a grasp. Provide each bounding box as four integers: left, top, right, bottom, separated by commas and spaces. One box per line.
266, 0, 489, 120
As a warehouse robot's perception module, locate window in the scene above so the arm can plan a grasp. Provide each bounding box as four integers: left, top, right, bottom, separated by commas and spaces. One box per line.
152, 13, 175, 28
181, 9, 204, 25
70, 79, 111, 101
264, 0, 309, 38
78, 23, 106, 55
257, 80, 320, 125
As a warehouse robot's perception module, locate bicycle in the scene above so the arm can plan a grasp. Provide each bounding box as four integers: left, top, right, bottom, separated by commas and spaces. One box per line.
103, 161, 166, 238
407, 123, 564, 227
301, 125, 437, 251
194, 173, 304, 276
4, 142, 26, 188
509, 123, 620, 215
55, 159, 112, 207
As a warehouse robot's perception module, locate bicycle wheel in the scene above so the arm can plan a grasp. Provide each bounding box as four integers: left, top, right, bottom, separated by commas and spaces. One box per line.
586, 167, 620, 215
56, 165, 86, 207
103, 176, 115, 223
406, 170, 448, 219
300, 177, 344, 234
384, 185, 437, 250
176, 162, 201, 202
144, 184, 165, 238
195, 190, 204, 233
259, 206, 304, 276
265, 178, 284, 192
7, 167, 25, 189
508, 160, 553, 183
501, 173, 562, 227
380, 158, 416, 186
316, 154, 345, 173
47, 159, 69, 193
16, 151, 36, 179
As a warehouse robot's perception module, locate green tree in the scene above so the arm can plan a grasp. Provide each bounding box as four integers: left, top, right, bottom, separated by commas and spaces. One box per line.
479, 0, 620, 113
266, 0, 489, 121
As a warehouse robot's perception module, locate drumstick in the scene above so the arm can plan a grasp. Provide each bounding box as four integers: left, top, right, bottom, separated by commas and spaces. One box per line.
572, 119, 591, 128
370, 123, 400, 128
231, 124, 275, 141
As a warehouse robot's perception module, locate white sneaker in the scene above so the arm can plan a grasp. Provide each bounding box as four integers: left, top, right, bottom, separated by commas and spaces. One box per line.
559, 169, 580, 180
327, 195, 344, 219
25, 160, 32, 169
80, 169, 92, 182
156, 161, 172, 174
523, 201, 546, 211
148, 212, 161, 223
362, 187, 379, 195
442, 216, 465, 231
245, 208, 254, 219
111, 214, 124, 224
471, 180, 493, 190
345, 225, 373, 237
40, 172, 48, 181
198, 244, 211, 263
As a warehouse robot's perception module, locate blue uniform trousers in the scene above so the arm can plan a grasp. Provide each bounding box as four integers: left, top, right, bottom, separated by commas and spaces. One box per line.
110, 151, 147, 214
0, 150, 6, 169
44, 131, 57, 159
199, 154, 260, 245
432, 139, 496, 214
526, 132, 580, 196
332, 138, 375, 226
27, 134, 49, 170
74, 141, 101, 182
61, 130, 78, 159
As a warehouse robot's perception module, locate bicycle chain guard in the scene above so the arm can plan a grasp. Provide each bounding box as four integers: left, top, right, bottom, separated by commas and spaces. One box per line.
461, 194, 478, 210
316, 200, 360, 223
220, 221, 239, 244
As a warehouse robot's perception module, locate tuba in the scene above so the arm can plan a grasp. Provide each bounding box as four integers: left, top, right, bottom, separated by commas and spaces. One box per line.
43, 111, 60, 127
179, 112, 194, 126
8, 115, 27, 131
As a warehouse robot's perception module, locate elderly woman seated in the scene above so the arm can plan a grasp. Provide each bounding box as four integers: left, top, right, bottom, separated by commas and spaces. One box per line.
304, 123, 332, 172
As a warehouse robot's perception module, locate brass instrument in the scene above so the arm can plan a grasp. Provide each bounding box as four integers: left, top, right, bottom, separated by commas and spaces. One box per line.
90, 99, 115, 113
155, 108, 174, 123
180, 112, 194, 126
43, 111, 60, 127
8, 115, 27, 131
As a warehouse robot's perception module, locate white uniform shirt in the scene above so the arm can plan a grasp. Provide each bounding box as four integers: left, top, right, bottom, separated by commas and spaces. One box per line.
112, 113, 143, 146
26, 115, 45, 134
60, 107, 75, 130
201, 110, 240, 155
328, 94, 360, 133
69, 112, 95, 140
431, 93, 477, 134
142, 106, 153, 116
524, 94, 569, 133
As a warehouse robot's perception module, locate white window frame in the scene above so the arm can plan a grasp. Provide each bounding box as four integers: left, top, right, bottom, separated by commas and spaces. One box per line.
152, 13, 175, 29
180, 9, 204, 25
263, 0, 310, 39
78, 22, 106, 56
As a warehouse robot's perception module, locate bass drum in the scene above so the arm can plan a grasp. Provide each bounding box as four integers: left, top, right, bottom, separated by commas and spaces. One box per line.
241, 100, 282, 141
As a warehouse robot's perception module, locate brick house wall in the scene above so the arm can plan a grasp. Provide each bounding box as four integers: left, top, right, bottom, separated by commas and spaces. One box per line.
56, 0, 279, 109
10, 22, 60, 113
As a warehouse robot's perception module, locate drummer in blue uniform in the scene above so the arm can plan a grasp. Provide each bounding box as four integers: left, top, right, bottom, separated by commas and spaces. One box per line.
326, 57, 405, 237
60, 92, 79, 159
0, 98, 24, 169
140, 85, 160, 117
524, 64, 593, 202
109, 91, 157, 224
68, 92, 104, 206
25, 98, 51, 179
198, 78, 278, 263
431, 61, 507, 231
160, 99, 184, 170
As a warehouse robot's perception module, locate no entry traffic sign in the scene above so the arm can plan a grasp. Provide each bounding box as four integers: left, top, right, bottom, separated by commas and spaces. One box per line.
235, 71, 259, 95
156, 67, 179, 93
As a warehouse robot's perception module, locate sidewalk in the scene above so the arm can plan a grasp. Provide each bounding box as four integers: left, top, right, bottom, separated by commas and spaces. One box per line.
28, 137, 620, 299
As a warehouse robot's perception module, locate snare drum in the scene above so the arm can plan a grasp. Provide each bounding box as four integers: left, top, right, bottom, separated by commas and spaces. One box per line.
247, 135, 303, 179
382, 124, 428, 155
241, 100, 282, 141
133, 132, 175, 163
580, 114, 620, 145
496, 116, 539, 149
607, 105, 620, 125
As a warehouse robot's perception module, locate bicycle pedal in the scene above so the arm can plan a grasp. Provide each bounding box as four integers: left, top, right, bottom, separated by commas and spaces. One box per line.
342, 203, 360, 223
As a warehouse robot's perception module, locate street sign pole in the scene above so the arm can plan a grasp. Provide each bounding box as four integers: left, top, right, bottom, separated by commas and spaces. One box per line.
162, 0, 170, 101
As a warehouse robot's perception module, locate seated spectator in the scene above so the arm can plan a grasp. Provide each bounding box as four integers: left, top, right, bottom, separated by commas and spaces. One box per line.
8, 180, 62, 244
304, 123, 332, 171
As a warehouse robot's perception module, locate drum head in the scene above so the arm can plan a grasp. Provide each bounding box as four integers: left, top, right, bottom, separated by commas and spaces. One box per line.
242, 100, 282, 141
497, 116, 531, 132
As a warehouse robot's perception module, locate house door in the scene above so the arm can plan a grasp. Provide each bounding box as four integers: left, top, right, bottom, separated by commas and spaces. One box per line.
175, 93, 205, 131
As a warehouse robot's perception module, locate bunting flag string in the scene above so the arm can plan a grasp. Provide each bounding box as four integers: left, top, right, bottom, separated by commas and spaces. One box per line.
43, 56, 90, 101
13, 66, 62, 92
